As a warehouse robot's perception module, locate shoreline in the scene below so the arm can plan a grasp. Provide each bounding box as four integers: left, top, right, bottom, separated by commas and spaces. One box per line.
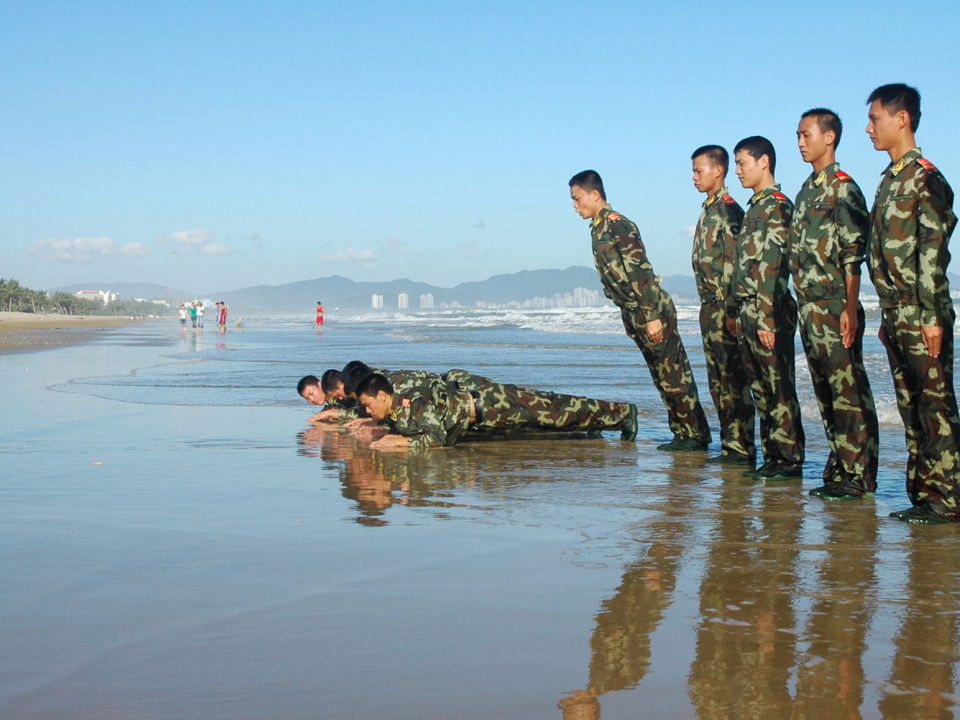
0, 312, 161, 354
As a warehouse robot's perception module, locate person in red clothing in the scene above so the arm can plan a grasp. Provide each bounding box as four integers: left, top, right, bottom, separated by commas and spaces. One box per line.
315, 301, 325, 328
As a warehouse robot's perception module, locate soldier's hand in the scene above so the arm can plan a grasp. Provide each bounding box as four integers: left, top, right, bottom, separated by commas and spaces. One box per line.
645, 318, 664, 344
840, 306, 858, 349
725, 317, 737, 336
921, 325, 943, 358
757, 329, 776, 350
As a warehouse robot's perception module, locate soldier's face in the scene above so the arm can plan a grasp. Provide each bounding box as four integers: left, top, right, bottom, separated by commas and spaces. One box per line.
360, 391, 392, 420
328, 382, 347, 401
866, 100, 903, 151
301, 385, 327, 406
734, 150, 764, 189
570, 185, 605, 219
796, 116, 832, 164
691, 156, 723, 194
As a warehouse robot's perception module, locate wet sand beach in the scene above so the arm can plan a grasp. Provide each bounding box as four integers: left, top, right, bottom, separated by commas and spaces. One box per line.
2, 313, 959, 719
0, 312, 151, 354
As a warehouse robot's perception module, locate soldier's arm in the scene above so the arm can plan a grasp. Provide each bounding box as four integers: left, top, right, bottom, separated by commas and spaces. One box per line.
836, 180, 869, 277
722, 205, 744, 320
610, 220, 662, 322
916, 171, 957, 329
755, 202, 791, 333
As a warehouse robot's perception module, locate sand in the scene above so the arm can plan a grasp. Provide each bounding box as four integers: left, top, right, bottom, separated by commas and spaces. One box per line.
0, 312, 155, 354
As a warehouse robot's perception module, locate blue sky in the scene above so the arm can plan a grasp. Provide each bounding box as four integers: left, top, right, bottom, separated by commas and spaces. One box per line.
1, 0, 957, 294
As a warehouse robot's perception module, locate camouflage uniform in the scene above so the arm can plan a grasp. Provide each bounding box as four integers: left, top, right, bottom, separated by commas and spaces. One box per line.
867, 148, 960, 517
387, 378, 633, 450
326, 396, 362, 421
692, 187, 755, 457
734, 184, 805, 466
788, 164, 879, 493
591, 205, 711, 443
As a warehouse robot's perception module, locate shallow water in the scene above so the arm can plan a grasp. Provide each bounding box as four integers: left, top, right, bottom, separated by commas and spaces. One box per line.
2, 308, 960, 719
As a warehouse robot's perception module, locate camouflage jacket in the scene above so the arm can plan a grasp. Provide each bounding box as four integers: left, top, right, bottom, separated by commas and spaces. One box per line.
867, 147, 957, 326
327, 396, 362, 421
590, 205, 663, 322
733, 184, 794, 332
692, 186, 744, 317
787, 163, 868, 304
386, 380, 472, 450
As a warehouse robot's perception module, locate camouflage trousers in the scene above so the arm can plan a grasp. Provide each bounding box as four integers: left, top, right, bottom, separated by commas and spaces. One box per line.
472, 380, 632, 433
798, 300, 879, 491
736, 297, 805, 465
699, 300, 755, 457
879, 305, 960, 516
620, 292, 712, 444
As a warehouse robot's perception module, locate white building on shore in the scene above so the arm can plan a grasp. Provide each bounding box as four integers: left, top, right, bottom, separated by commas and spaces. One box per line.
420, 293, 434, 309
371, 294, 384, 309
75, 289, 118, 305
398, 293, 409, 309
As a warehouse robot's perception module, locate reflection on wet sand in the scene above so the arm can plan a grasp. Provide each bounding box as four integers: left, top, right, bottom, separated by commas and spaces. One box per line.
297, 428, 960, 718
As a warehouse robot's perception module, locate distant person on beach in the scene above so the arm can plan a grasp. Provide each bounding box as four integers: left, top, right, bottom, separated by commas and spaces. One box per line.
316, 301, 324, 328
569, 169, 711, 451
190, 302, 197, 328
356, 372, 638, 451
787, 108, 879, 501
219, 301, 228, 332
179, 304, 187, 329
690, 145, 756, 466
197, 301, 204, 330
732, 136, 805, 481
865, 83, 960, 524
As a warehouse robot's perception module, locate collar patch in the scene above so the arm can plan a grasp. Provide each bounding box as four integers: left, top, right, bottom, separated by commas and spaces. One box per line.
815, 170, 827, 186
892, 157, 908, 175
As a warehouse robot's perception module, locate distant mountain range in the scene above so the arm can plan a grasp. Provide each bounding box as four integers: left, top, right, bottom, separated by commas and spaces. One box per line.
51, 267, 955, 313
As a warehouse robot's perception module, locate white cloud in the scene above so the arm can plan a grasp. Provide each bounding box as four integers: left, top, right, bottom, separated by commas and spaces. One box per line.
318, 249, 376, 263
171, 228, 217, 246
680, 225, 696, 239
457, 241, 480, 258
380, 238, 422, 256
200, 242, 234, 255
29, 236, 151, 263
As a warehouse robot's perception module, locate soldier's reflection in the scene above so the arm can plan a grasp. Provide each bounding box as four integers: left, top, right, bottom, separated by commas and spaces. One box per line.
558, 457, 700, 719
687, 479, 803, 718
878, 529, 960, 719
791, 505, 879, 719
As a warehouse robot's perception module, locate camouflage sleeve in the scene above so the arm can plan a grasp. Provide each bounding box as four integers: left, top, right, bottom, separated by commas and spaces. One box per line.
610, 218, 661, 322
338, 405, 361, 421
917, 171, 958, 327
722, 203, 744, 319
399, 397, 448, 451
755, 201, 791, 333
836, 180, 869, 276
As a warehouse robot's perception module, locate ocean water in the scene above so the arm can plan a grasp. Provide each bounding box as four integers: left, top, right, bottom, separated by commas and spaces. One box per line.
3, 306, 960, 719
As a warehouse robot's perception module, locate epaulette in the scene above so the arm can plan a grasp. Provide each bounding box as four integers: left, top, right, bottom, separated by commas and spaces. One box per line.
608, 212, 621, 221
723, 194, 736, 206
401, 398, 411, 408
835, 170, 852, 182
773, 192, 789, 202
917, 158, 938, 172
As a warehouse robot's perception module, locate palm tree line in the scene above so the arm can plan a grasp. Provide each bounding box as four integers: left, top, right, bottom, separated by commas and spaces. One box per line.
0, 278, 173, 317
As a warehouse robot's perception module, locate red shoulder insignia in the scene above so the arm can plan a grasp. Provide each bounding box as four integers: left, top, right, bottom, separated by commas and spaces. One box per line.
607, 212, 621, 221
835, 170, 852, 182
401, 398, 410, 408
773, 192, 789, 202
917, 158, 938, 172
723, 194, 736, 206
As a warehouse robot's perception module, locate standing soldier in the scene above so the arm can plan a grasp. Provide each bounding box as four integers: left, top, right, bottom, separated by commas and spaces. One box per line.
865, 83, 960, 523
732, 137, 805, 480
569, 170, 712, 450
690, 146, 756, 465
788, 108, 880, 500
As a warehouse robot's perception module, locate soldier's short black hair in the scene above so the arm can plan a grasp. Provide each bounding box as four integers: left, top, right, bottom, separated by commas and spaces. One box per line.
297, 375, 319, 396
568, 170, 606, 200
868, 83, 921, 132
734, 136, 777, 175
320, 369, 342, 393
691, 145, 729, 175
342, 361, 373, 396
356, 373, 393, 399
801, 108, 843, 149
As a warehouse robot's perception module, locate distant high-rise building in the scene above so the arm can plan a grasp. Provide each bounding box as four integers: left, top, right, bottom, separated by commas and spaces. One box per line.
398, 293, 409, 309
371, 294, 384, 309
573, 287, 600, 307
420, 293, 434, 309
